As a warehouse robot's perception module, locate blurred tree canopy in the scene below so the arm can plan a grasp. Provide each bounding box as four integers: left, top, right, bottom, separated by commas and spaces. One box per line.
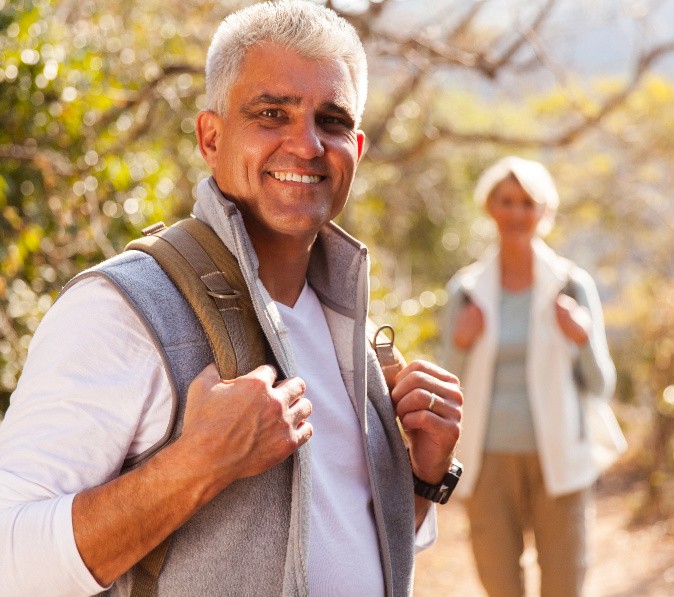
2, 0, 674, 511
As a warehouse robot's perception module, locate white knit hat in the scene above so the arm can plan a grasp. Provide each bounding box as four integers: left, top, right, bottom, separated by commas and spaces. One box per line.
474, 156, 559, 236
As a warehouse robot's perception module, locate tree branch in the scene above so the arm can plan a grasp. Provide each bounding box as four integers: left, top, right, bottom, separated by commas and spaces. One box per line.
521, 26, 588, 114
366, 67, 424, 147
370, 38, 674, 160
478, 0, 558, 77
85, 190, 117, 259
0, 309, 19, 344
0, 144, 75, 177
336, 0, 393, 42
446, 0, 488, 40
97, 64, 203, 129
370, 0, 557, 79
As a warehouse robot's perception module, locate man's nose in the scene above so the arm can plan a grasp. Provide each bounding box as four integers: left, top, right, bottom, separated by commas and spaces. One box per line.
283, 118, 325, 159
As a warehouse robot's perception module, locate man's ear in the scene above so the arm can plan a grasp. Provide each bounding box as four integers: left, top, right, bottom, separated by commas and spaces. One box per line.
196, 110, 223, 169
356, 130, 366, 162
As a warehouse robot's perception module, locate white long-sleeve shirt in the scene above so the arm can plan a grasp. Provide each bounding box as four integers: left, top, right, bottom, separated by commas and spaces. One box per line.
0, 276, 435, 597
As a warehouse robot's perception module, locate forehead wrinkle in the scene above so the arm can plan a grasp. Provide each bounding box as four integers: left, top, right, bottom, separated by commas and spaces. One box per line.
236, 50, 357, 120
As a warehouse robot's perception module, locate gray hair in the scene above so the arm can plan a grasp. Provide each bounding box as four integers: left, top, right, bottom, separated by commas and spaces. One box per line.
205, 0, 368, 127
474, 156, 559, 237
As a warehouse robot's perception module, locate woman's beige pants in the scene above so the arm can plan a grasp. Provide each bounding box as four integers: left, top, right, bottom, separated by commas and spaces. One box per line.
465, 453, 588, 597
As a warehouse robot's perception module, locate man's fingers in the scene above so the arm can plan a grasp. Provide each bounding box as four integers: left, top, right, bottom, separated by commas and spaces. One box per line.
388, 360, 463, 423
397, 360, 459, 386
291, 394, 312, 419
275, 375, 307, 402
295, 420, 314, 445
401, 390, 447, 423
243, 363, 279, 385
391, 361, 460, 404
396, 386, 462, 420
283, 379, 312, 433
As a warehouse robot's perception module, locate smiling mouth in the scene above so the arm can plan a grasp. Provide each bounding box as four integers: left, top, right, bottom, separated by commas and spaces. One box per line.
269, 171, 324, 184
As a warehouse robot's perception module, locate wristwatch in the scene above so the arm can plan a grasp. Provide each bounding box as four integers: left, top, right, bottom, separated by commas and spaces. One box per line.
412, 459, 463, 505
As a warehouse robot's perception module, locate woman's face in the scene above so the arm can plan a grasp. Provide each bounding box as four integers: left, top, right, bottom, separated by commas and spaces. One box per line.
486, 175, 545, 246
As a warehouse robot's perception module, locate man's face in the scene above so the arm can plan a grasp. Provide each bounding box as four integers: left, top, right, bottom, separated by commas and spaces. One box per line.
198, 43, 364, 245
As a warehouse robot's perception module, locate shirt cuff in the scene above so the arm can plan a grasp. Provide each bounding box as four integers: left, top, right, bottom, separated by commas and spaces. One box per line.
64, 493, 112, 594
0, 493, 109, 597
414, 502, 438, 554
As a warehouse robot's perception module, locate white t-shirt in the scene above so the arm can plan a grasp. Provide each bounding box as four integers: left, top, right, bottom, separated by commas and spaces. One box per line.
0, 277, 435, 597
276, 282, 384, 596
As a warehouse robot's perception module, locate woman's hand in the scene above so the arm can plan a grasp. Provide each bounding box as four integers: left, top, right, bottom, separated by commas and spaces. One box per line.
555, 293, 591, 345
453, 301, 484, 350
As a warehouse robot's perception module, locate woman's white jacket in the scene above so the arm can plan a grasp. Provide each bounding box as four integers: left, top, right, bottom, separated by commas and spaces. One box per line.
443, 239, 623, 499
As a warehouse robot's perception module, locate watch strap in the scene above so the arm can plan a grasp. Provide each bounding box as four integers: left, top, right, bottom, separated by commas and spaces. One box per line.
412, 459, 463, 505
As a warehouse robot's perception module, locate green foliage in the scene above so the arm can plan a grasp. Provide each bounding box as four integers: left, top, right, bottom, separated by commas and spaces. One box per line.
2, 3, 674, 514
0, 0, 244, 406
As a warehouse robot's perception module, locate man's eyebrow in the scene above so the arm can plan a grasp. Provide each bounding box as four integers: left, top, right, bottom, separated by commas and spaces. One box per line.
241, 95, 355, 125
241, 94, 301, 110
319, 101, 355, 125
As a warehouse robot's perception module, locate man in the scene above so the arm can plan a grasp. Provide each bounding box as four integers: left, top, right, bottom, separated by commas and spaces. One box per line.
0, 2, 462, 596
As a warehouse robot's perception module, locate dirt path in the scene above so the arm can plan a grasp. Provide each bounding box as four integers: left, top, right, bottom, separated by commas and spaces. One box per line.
413, 466, 674, 596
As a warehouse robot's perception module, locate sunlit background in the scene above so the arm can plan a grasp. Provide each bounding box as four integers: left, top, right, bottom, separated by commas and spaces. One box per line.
2, 0, 674, 555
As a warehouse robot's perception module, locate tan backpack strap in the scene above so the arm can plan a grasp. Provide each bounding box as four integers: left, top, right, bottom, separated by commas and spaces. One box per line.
123, 218, 266, 597
154, 222, 250, 377
128, 536, 171, 597
369, 323, 406, 392
368, 322, 409, 446
126, 218, 266, 380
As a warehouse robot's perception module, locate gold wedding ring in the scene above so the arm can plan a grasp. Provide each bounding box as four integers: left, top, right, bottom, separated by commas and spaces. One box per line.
428, 392, 437, 412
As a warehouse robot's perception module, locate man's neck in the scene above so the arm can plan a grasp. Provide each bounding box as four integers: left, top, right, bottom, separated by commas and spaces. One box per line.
259, 259, 309, 308
253, 235, 314, 308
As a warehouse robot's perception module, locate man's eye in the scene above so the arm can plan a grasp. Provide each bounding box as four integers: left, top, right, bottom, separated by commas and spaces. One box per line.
261, 109, 283, 118
321, 116, 349, 127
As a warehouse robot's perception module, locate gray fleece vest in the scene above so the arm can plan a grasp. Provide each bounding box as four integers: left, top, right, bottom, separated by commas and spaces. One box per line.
70, 179, 415, 596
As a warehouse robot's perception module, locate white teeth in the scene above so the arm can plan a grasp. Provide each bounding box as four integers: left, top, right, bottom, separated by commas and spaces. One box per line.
271, 172, 321, 184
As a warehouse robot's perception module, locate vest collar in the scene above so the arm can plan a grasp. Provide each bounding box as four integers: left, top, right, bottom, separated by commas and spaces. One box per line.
192, 176, 368, 317
459, 238, 572, 304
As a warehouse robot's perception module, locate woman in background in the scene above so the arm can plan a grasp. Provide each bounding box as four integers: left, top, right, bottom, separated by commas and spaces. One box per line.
442, 156, 624, 597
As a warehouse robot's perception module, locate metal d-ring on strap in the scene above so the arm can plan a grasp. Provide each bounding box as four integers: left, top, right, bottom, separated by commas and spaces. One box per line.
156, 225, 251, 377
372, 324, 404, 391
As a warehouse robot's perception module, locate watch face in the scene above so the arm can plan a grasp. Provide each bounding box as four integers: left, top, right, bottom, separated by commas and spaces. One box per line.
450, 459, 463, 477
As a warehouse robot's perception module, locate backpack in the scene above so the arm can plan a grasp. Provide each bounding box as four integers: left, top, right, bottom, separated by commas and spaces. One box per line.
127, 217, 267, 382
123, 217, 406, 596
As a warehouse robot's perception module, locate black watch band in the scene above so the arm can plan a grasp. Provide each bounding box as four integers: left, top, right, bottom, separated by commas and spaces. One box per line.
412, 459, 463, 505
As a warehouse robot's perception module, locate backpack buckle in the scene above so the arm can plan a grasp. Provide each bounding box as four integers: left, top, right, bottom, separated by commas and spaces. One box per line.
207, 290, 242, 300
142, 222, 167, 236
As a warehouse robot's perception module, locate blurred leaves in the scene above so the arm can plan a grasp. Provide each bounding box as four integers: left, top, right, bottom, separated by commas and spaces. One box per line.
2, 0, 674, 506
0, 0, 247, 408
